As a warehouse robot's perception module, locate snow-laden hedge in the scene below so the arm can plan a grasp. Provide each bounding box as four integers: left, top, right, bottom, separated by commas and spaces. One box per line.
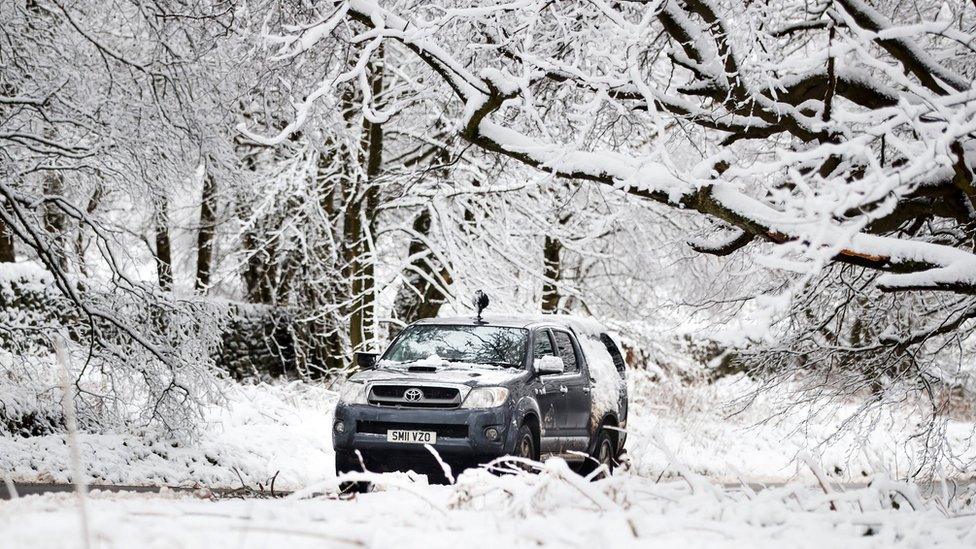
0, 380, 335, 488
0, 262, 285, 438
1, 263, 295, 380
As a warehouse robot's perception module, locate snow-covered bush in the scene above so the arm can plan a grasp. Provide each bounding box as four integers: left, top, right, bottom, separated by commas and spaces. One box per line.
0, 379, 336, 488
0, 262, 227, 438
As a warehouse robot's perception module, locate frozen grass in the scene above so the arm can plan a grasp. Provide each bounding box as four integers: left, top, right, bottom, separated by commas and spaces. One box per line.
0, 381, 336, 489
1, 458, 974, 548
626, 372, 976, 483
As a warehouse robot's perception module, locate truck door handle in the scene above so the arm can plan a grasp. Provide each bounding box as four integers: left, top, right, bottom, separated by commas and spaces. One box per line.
559, 386, 568, 394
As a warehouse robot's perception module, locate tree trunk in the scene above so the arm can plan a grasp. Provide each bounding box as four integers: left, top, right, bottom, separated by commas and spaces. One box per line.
393, 208, 451, 326
541, 212, 571, 313
342, 181, 364, 350
0, 200, 14, 263
74, 186, 102, 276
195, 170, 217, 292
155, 198, 173, 291
42, 170, 68, 271
345, 46, 384, 353
316, 147, 348, 370
240, 226, 276, 304
541, 234, 563, 313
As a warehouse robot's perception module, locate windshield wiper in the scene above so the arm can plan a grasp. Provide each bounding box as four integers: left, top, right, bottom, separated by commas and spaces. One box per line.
481, 361, 519, 368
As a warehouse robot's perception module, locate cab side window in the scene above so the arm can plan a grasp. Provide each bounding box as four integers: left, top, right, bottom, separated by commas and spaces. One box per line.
533, 329, 556, 359
551, 330, 580, 374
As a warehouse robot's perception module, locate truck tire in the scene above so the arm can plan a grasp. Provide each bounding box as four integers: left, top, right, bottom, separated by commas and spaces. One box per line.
515, 423, 537, 460
579, 429, 617, 479
336, 451, 371, 494
339, 480, 371, 494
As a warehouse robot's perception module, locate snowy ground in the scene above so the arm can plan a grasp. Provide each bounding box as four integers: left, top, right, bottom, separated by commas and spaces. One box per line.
626, 374, 976, 484
2, 461, 975, 548
0, 381, 335, 490
3, 374, 976, 547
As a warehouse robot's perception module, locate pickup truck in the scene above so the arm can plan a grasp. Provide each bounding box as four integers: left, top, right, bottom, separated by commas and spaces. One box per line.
332, 314, 629, 485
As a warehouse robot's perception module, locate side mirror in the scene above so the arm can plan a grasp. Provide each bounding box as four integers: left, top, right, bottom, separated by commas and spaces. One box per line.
355, 352, 378, 369
535, 355, 565, 375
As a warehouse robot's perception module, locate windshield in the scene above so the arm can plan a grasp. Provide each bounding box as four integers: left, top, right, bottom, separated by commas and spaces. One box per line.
382, 325, 528, 368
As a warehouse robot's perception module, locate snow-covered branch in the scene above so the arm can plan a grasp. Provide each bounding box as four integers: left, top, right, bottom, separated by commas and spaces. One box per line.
321, 0, 976, 294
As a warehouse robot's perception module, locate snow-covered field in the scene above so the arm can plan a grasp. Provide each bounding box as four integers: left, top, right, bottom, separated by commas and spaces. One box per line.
2, 459, 975, 548
3, 374, 976, 547
0, 381, 336, 490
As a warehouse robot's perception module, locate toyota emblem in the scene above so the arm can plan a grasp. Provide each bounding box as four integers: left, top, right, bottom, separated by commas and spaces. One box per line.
404, 388, 424, 402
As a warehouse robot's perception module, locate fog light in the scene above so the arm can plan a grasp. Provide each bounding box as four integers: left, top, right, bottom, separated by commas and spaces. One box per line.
334, 421, 345, 434
484, 427, 499, 441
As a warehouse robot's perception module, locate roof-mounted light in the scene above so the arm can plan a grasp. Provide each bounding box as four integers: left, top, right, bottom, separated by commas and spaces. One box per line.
473, 290, 490, 322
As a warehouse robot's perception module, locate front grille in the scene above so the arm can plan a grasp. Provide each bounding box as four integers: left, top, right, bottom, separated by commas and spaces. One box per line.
368, 384, 462, 408
356, 420, 469, 439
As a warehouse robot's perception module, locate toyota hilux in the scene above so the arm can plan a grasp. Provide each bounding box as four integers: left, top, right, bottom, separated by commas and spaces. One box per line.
332, 313, 628, 484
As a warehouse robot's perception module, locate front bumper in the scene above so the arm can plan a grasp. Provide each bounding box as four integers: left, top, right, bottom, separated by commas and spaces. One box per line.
333, 403, 516, 478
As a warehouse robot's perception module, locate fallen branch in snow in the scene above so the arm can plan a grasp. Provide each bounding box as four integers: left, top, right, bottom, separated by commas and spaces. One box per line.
801, 452, 838, 512
289, 470, 450, 516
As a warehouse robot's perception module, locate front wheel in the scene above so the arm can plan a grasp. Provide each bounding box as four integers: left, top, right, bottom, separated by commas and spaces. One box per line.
336, 451, 371, 494
338, 480, 371, 494
515, 423, 537, 460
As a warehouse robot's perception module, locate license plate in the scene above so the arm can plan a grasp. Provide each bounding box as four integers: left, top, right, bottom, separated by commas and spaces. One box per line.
386, 429, 437, 444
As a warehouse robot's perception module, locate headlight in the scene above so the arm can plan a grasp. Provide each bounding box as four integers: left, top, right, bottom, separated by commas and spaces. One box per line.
338, 382, 367, 405
461, 387, 509, 409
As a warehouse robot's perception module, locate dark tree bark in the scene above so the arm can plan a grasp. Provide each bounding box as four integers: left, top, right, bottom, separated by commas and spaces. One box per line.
393, 208, 452, 325
74, 186, 102, 276
0, 201, 15, 263
42, 170, 68, 271
342, 181, 365, 348
541, 212, 571, 313
541, 234, 563, 313
155, 198, 173, 291
195, 170, 217, 292
344, 46, 384, 352
315, 146, 348, 370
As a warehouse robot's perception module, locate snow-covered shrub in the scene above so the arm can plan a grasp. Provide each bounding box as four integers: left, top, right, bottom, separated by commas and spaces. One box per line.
0, 352, 64, 437
1, 264, 70, 437
0, 379, 336, 488
731, 264, 976, 474
213, 303, 295, 380
0, 263, 74, 352
0, 262, 228, 438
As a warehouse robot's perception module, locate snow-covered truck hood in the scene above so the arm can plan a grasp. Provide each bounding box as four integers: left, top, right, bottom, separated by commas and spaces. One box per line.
349, 364, 527, 387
